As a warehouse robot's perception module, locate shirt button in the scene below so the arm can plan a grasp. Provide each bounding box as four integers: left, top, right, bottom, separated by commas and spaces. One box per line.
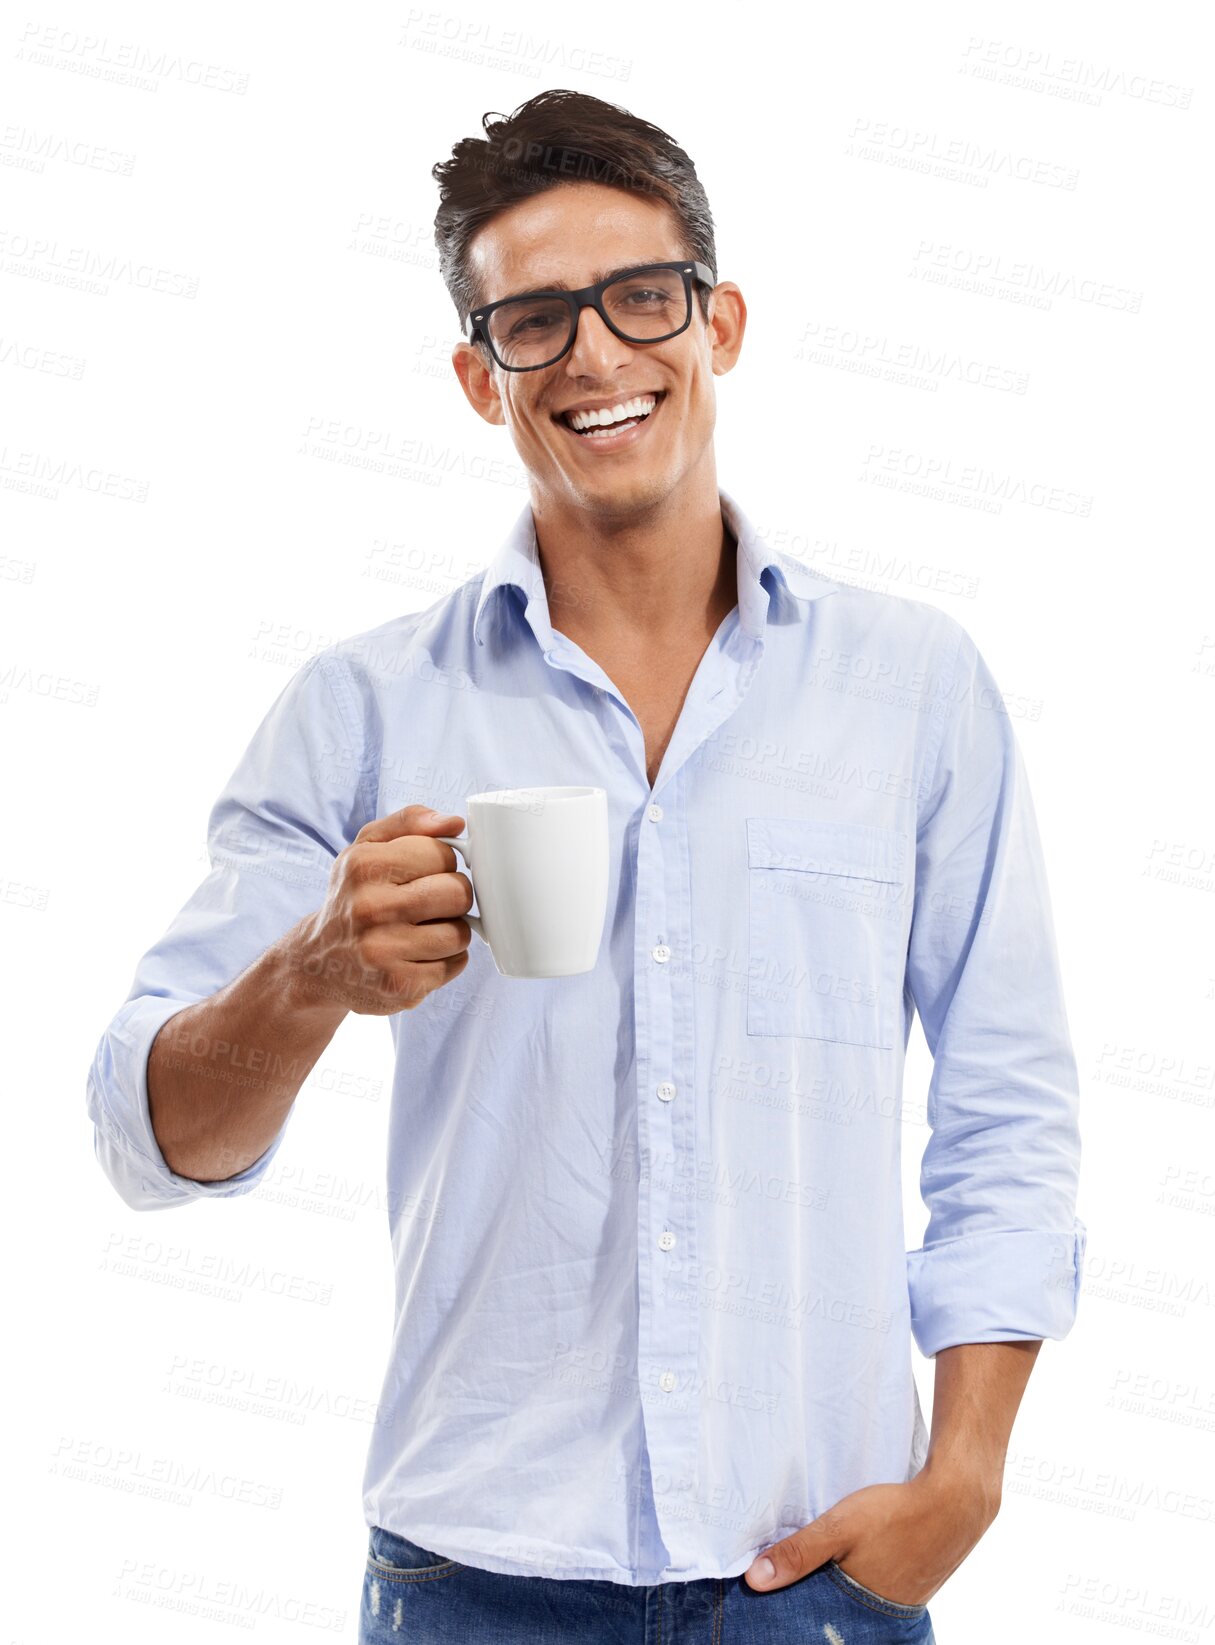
652, 944, 671, 963
658, 1231, 676, 1252
657, 1082, 676, 1102
647, 803, 663, 822
659, 1371, 677, 1393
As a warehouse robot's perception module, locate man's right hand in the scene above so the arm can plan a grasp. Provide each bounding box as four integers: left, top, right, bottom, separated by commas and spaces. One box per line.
286, 804, 475, 1017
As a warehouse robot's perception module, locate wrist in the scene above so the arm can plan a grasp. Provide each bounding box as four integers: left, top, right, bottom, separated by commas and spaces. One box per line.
919, 1452, 1004, 1517
274, 919, 350, 1026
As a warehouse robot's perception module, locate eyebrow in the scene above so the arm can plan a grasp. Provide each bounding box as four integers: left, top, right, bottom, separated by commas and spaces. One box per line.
489, 260, 677, 307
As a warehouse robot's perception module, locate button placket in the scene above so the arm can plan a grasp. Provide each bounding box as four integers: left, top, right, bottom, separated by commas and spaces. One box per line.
633, 777, 705, 1562
630, 640, 748, 1570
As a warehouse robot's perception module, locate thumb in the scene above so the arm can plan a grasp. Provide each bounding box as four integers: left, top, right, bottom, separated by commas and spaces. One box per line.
357, 803, 464, 844
745, 1522, 838, 1592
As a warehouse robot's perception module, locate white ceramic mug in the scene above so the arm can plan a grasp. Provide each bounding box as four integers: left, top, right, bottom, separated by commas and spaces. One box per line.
435, 786, 609, 978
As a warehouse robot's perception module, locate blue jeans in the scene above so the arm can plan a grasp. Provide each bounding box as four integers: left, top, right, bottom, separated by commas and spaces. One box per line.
360, 1526, 937, 1643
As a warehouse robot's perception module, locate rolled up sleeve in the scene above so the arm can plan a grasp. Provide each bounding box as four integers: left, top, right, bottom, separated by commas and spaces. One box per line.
905, 620, 1087, 1357
86, 651, 371, 1211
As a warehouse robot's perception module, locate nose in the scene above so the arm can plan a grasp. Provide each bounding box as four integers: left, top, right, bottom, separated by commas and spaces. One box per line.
562, 303, 636, 376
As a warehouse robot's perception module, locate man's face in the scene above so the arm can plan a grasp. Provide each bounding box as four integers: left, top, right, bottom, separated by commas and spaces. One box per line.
452, 182, 745, 519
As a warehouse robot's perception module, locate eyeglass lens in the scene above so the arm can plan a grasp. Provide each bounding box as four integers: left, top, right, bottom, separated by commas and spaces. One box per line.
486, 268, 689, 370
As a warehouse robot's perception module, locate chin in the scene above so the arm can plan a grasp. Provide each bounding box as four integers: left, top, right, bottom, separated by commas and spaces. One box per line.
578, 472, 677, 515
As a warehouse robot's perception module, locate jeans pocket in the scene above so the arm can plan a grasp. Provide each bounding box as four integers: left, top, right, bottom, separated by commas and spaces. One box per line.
825, 1557, 927, 1618
366, 1525, 465, 1580
746, 817, 907, 1048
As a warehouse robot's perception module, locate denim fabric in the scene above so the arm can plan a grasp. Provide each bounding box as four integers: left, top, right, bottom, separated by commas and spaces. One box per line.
360, 1526, 936, 1642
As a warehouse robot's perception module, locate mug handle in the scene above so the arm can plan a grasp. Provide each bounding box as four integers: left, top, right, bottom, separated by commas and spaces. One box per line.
434, 835, 484, 942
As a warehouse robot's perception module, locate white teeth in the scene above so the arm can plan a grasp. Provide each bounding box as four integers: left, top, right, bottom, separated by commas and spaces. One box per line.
566, 395, 658, 432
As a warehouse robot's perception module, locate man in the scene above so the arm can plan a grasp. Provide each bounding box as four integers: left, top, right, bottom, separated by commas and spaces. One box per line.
88, 89, 1087, 1643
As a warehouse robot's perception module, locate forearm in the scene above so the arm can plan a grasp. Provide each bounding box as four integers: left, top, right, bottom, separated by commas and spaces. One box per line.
921, 1340, 1042, 1506
147, 917, 348, 1183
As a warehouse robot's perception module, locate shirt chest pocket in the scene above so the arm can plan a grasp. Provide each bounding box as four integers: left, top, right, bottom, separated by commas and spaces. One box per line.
746, 817, 908, 1049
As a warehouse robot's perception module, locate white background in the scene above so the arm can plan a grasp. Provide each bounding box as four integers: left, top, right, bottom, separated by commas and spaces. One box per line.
3, 2, 1211, 1640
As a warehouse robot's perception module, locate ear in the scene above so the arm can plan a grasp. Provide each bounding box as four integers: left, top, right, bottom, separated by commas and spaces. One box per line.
451, 341, 506, 426
705, 281, 747, 377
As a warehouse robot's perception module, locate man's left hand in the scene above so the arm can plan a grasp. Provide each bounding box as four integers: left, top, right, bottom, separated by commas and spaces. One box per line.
743, 1466, 1001, 1608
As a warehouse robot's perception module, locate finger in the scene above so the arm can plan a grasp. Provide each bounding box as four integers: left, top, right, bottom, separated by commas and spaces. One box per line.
377, 917, 472, 963
358, 872, 474, 934
356, 803, 465, 845
370, 949, 469, 1010
348, 828, 469, 889
744, 1523, 837, 1591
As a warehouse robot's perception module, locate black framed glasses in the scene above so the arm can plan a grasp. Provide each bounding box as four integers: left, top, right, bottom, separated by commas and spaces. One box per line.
464, 260, 717, 373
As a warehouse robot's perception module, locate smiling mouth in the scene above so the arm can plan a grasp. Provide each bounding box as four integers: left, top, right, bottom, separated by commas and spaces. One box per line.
553, 391, 666, 439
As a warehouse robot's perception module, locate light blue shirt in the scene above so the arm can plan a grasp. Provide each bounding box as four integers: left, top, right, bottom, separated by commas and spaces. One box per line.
87, 487, 1087, 1586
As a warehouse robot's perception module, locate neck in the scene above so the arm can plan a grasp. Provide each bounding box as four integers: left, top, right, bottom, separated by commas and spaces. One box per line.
531, 482, 738, 656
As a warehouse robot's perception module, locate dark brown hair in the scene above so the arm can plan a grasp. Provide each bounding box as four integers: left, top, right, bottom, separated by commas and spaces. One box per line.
431, 89, 717, 351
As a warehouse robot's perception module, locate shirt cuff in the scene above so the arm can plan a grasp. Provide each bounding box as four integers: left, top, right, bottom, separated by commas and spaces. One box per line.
87, 993, 288, 1210
906, 1221, 1088, 1358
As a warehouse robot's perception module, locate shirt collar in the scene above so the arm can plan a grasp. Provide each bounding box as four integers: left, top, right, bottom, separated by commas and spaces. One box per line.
471, 486, 838, 649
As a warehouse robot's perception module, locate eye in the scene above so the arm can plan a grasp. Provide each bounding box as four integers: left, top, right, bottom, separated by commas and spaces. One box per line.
508, 313, 559, 337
